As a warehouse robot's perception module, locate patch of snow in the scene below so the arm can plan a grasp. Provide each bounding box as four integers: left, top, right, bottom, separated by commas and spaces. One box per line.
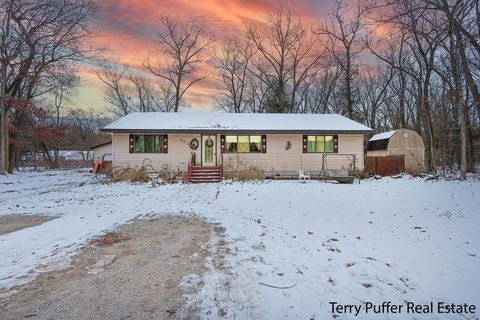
0, 171, 479, 319
369, 130, 398, 141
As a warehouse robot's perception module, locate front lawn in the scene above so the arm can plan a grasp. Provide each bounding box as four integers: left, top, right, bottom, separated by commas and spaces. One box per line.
1, 170, 478, 319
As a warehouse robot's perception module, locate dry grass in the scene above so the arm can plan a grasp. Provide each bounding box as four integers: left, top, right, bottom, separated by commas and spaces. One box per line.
91, 232, 131, 247
111, 167, 150, 182
109, 163, 187, 184
406, 167, 425, 177
224, 166, 265, 180
223, 155, 265, 181
356, 169, 370, 179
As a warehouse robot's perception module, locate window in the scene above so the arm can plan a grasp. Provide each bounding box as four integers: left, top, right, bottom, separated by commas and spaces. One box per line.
133, 135, 165, 153
367, 139, 388, 151
306, 135, 335, 153
224, 135, 263, 153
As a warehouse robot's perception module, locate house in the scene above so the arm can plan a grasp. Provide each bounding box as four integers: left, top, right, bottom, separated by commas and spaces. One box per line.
101, 112, 372, 181
366, 129, 425, 173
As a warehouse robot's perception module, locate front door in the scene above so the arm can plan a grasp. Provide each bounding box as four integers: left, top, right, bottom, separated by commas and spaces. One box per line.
202, 135, 216, 166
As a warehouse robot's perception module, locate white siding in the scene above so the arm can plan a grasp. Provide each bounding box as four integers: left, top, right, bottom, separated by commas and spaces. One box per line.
112, 133, 200, 171
223, 134, 364, 174
112, 133, 366, 174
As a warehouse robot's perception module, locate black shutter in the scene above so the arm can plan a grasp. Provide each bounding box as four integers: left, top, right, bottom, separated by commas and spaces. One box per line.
163, 135, 168, 153
333, 135, 338, 153
261, 135, 267, 153
220, 135, 225, 154
129, 134, 134, 153
302, 135, 308, 153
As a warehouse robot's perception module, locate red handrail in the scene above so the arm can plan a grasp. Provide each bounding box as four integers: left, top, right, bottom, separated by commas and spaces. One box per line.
219, 153, 223, 180
187, 152, 194, 180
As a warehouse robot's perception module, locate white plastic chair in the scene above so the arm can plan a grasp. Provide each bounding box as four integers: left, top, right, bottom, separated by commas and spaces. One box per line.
298, 170, 310, 183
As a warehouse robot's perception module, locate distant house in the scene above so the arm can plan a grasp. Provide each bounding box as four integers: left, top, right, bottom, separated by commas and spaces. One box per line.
367, 129, 425, 173
47, 150, 92, 160
90, 141, 112, 161
101, 112, 372, 181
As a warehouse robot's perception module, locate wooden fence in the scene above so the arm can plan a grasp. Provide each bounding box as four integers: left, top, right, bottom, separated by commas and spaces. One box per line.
17, 159, 93, 169
365, 155, 405, 176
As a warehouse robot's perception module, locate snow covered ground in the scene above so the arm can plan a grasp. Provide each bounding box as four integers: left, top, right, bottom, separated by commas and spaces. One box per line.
1, 170, 479, 319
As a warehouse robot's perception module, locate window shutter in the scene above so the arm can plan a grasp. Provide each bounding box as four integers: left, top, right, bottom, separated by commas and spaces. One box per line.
261, 135, 267, 153
129, 134, 134, 153
163, 135, 168, 153
220, 135, 225, 154
333, 135, 338, 153
302, 135, 308, 153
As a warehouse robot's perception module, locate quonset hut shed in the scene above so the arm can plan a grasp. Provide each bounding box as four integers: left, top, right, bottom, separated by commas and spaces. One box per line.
367, 129, 425, 172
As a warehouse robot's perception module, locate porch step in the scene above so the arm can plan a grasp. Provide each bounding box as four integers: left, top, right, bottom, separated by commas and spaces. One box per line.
191, 168, 221, 173
191, 166, 220, 170
190, 172, 221, 177
188, 165, 223, 183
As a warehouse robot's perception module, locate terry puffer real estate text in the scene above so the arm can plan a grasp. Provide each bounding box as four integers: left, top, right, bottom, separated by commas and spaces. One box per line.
329, 301, 476, 317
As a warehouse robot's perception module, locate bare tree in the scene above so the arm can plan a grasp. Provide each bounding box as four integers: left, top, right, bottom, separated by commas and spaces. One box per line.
427, 0, 480, 118
357, 67, 395, 129
303, 62, 342, 114
49, 69, 78, 167
144, 15, 212, 112
368, 0, 446, 171
67, 108, 105, 160
246, 5, 323, 113
1, 0, 95, 172
0, 0, 18, 174
156, 80, 176, 112
316, 0, 369, 120
129, 75, 164, 112
245, 71, 271, 113
96, 59, 130, 116
214, 38, 255, 113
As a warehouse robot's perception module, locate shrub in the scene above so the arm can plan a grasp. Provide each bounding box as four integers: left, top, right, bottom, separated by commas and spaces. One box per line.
111, 166, 150, 183
223, 155, 265, 180
355, 169, 370, 179
224, 165, 265, 180
406, 167, 424, 177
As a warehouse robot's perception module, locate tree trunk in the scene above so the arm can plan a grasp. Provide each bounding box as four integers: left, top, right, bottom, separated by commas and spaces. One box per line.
7, 140, 15, 173
345, 51, 354, 119
0, 103, 6, 175
457, 99, 467, 180
399, 70, 406, 128
454, 29, 480, 119
449, 26, 467, 180
0, 68, 6, 174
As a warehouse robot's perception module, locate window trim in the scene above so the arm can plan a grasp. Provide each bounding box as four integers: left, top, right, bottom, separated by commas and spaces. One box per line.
220, 135, 267, 154
303, 135, 338, 153
129, 134, 168, 154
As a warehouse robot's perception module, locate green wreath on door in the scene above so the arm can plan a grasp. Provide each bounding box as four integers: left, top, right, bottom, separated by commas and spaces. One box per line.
205, 138, 214, 148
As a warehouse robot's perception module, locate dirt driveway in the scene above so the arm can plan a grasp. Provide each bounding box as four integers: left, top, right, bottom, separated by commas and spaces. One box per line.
0, 216, 218, 320
0, 215, 54, 235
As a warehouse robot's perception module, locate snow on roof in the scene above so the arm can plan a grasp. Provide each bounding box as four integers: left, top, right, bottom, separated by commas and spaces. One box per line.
102, 112, 372, 132
369, 130, 398, 142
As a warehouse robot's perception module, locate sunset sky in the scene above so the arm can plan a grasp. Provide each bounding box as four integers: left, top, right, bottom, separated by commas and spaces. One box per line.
72, 0, 340, 113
